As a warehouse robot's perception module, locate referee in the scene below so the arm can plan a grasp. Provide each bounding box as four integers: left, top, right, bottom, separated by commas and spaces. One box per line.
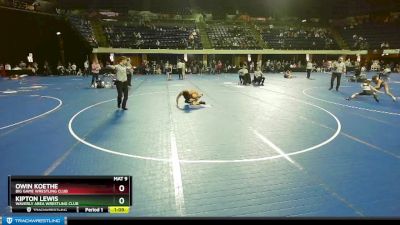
108, 56, 130, 110
329, 57, 346, 91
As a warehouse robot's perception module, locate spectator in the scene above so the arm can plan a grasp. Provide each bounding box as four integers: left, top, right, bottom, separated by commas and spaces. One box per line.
177, 59, 185, 80
19, 61, 27, 69
5, 63, 11, 71
43, 61, 51, 75
84, 60, 89, 76
91, 60, 101, 87
57, 62, 65, 75
71, 63, 77, 75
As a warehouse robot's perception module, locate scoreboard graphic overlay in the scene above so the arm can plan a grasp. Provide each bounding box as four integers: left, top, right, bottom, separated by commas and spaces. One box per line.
8, 176, 132, 214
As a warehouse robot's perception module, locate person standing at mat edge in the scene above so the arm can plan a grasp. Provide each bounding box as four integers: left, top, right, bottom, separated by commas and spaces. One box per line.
126, 58, 133, 87
177, 59, 185, 80
306, 60, 313, 79
329, 57, 346, 91
91, 60, 101, 87
108, 56, 130, 110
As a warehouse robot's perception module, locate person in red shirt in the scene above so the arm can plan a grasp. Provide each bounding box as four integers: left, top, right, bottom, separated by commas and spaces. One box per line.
0, 64, 6, 77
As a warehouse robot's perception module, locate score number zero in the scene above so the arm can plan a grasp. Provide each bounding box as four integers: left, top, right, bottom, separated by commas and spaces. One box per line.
118, 185, 126, 204
114, 177, 128, 205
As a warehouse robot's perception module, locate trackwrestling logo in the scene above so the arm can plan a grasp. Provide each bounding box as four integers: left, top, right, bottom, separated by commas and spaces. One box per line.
2, 216, 64, 225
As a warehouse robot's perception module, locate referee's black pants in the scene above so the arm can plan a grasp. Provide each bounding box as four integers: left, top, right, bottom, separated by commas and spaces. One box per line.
116, 80, 129, 108
330, 72, 342, 91
306, 69, 311, 79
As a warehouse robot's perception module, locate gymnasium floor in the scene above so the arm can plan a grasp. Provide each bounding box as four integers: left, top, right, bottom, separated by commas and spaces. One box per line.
0, 71, 399, 217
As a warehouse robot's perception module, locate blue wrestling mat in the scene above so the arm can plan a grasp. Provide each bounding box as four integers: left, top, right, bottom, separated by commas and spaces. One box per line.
0, 72, 399, 217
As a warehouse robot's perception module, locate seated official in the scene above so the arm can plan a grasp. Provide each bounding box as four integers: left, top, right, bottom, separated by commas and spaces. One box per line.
284, 69, 294, 79
238, 66, 248, 85
243, 73, 251, 85
350, 65, 367, 82
253, 68, 265, 86
378, 66, 391, 81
